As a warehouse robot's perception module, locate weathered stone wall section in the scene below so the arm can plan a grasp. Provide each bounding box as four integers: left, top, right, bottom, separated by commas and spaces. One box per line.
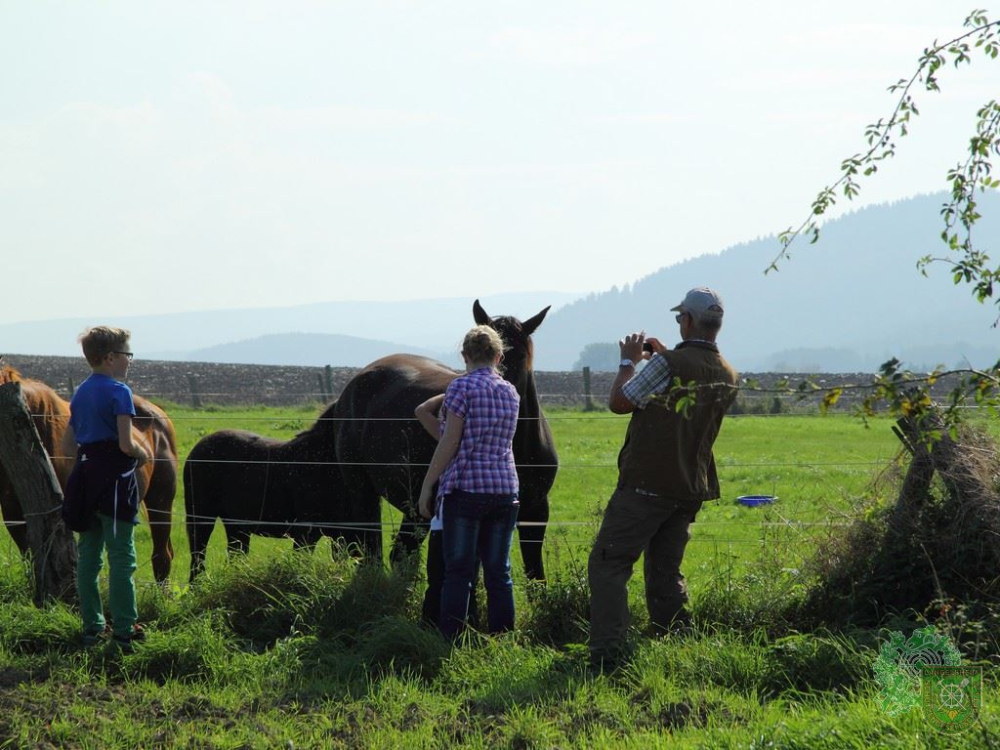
0, 354, 909, 410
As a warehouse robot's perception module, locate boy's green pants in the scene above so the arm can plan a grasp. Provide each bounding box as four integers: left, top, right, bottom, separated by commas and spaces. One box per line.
77, 512, 138, 639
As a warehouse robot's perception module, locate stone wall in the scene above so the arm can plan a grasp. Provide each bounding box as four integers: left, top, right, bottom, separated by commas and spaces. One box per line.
4, 354, 618, 407
1, 353, 929, 411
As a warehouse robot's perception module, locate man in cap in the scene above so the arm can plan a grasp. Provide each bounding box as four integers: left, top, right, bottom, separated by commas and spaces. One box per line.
588, 287, 739, 667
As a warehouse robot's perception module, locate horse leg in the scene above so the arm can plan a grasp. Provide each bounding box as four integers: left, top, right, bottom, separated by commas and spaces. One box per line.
183, 463, 215, 583
387, 475, 429, 572
186, 517, 213, 584
389, 511, 427, 568
339, 467, 383, 563
143, 469, 176, 583
516, 492, 549, 582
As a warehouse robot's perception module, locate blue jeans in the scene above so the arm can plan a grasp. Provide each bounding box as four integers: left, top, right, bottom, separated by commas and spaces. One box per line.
440, 491, 519, 639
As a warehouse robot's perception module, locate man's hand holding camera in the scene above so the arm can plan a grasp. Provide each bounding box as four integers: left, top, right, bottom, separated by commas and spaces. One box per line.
620, 332, 666, 363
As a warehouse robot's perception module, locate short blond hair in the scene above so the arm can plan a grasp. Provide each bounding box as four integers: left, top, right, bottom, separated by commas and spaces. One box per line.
78, 326, 130, 367
462, 325, 506, 366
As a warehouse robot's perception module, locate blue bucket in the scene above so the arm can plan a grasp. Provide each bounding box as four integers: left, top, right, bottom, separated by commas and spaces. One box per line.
737, 495, 777, 507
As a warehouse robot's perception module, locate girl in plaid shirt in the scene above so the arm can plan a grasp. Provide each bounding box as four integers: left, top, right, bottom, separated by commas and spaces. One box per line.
418, 325, 520, 639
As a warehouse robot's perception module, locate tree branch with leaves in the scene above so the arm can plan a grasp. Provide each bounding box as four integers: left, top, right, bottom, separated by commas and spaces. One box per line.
772, 9, 999, 304
768, 9, 1000, 436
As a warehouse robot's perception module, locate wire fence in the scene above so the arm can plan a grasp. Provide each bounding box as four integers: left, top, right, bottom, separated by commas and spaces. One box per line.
4, 409, 901, 542
4, 380, 993, 588
6, 353, 988, 411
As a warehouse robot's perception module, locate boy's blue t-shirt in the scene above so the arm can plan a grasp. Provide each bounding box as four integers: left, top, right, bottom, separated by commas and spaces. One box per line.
69, 373, 136, 445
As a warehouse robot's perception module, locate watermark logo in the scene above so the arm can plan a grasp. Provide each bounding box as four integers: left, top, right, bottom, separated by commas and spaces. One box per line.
922, 665, 982, 732
873, 627, 961, 717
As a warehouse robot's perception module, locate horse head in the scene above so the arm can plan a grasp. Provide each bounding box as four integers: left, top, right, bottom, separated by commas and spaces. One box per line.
472, 299, 549, 392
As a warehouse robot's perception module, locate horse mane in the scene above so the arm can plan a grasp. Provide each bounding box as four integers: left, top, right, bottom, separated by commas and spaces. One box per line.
0, 361, 24, 385
290, 399, 339, 444
521, 329, 534, 372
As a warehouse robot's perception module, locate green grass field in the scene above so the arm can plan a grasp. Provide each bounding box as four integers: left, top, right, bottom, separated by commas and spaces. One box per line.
130, 406, 903, 594
0, 405, 996, 748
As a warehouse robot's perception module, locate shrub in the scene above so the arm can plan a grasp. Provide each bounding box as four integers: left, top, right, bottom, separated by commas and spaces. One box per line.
802, 422, 1000, 634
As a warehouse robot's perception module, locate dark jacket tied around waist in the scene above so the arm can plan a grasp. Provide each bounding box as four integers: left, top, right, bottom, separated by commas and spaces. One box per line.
62, 441, 140, 532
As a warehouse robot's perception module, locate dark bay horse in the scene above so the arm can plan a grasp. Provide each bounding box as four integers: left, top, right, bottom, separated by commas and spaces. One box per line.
0, 362, 178, 582
333, 299, 558, 580
183, 400, 348, 581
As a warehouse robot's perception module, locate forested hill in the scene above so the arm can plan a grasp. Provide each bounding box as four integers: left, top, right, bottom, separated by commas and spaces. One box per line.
2, 195, 996, 374
533, 192, 1000, 373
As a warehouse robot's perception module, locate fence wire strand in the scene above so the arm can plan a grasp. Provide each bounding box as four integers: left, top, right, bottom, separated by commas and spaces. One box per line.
4, 399, 970, 587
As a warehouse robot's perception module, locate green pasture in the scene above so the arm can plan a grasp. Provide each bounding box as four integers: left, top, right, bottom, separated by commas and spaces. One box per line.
108, 404, 905, 593
1, 405, 997, 748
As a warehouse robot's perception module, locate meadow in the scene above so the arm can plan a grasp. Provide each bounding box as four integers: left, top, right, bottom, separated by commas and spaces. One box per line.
0, 404, 997, 748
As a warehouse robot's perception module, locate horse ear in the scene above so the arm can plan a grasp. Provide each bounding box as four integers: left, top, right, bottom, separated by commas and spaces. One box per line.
473, 299, 491, 325
520, 306, 551, 337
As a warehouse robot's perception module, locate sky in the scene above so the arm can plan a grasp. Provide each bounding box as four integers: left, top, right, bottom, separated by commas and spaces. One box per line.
2, 1, 996, 325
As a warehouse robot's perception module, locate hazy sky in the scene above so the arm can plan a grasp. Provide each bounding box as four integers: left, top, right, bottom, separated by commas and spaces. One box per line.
2, 1, 995, 324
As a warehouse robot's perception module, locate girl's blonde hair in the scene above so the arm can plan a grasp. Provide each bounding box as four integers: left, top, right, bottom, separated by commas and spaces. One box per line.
462, 325, 506, 367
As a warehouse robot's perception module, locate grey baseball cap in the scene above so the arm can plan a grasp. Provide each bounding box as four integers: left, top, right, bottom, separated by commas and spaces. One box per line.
671, 287, 724, 322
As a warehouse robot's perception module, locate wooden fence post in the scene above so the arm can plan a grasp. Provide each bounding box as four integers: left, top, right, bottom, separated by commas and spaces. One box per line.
582, 367, 595, 411
187, 374, 202, 408
324, 365, 334, 402
0, 382, 77, 605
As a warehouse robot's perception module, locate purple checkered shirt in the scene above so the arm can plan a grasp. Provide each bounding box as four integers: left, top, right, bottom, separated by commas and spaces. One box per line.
437, 366, 520, 497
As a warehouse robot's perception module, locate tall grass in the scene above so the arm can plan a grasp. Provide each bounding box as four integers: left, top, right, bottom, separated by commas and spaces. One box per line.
1, 407, 997, 747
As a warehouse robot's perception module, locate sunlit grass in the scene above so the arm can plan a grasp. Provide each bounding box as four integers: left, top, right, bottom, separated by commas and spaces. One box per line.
2, 405, 998, 747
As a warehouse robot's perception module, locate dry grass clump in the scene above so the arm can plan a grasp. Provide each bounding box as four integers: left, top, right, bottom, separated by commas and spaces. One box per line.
802, 420, 1000, 629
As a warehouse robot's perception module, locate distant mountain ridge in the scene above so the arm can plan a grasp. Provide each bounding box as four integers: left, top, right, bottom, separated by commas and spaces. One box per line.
533, 192, 1000, 372
0, 291, 578, 365
186, 332, 450, 368
1, 194, 997, 372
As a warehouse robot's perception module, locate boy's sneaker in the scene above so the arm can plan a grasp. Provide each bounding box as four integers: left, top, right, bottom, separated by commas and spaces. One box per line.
112, 624, 146, 653
82, 624, 111, 647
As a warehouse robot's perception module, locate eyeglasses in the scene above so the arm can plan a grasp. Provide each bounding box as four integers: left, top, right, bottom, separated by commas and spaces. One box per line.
675, 312, 688, 324
113, 351, 134, 361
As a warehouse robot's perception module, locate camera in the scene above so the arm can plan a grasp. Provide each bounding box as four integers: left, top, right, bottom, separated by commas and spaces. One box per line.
642, 341, 654, 353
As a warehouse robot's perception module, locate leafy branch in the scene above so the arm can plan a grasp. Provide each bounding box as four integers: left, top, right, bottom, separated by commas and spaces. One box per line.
770, 8, 1000, 313
762, 9, 1000, 442
737, 359, 1000, 435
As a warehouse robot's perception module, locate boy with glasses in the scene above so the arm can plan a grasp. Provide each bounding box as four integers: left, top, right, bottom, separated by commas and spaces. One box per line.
61, 326, 150, 652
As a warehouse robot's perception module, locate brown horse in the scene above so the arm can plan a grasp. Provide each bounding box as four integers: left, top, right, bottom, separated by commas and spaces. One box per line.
333, 299, 558, 580
183, 400, 348, 581
0, 362, 178, 582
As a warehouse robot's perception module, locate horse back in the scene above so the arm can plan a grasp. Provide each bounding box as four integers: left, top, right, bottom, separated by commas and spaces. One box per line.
335, 355, 458, 446
333, 355, 458, 500
340, 355, 458, 413
183, 430, 282, 504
